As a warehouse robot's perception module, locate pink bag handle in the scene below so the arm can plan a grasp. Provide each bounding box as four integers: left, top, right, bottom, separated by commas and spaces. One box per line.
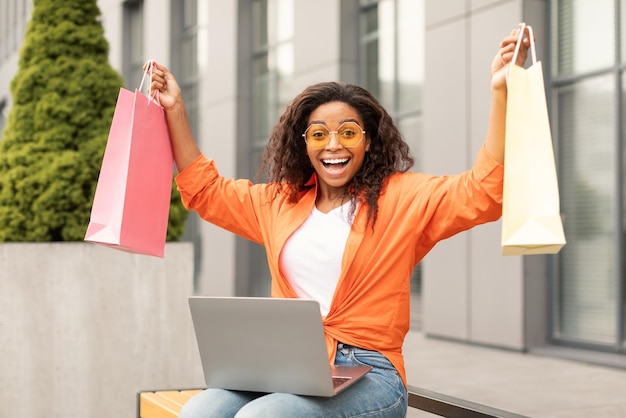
139, 59, 161, 107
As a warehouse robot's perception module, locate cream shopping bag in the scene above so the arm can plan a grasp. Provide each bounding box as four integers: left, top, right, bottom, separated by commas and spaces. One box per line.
501, 24, 566, 256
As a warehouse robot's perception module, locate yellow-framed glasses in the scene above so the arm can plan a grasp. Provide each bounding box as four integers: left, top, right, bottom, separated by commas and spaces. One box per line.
302, 122, 366, 149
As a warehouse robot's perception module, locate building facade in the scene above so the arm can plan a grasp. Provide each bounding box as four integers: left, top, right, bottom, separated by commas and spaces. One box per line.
1, 0, 624, 367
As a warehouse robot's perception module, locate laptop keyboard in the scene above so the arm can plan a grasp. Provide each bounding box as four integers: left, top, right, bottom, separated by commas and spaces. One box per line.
332, 377, 351, 388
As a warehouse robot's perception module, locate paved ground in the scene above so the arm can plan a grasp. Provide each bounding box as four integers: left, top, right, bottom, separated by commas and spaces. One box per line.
403, 331, 626, 417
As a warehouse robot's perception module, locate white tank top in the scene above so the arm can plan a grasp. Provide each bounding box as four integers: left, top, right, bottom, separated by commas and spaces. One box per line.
280, 201, 354, 316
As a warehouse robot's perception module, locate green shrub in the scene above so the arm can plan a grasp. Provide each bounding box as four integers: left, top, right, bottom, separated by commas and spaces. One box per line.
0, 0, 187, 242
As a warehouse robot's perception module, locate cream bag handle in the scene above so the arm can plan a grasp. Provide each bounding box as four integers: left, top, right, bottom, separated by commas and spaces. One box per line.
507, 23, 537, 85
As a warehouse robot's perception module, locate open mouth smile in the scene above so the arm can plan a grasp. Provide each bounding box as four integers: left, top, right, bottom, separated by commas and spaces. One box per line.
322, 157, 349, 167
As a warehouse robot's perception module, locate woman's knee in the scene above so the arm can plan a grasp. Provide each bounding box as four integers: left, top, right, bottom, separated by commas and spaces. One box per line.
235, 393, 318, 418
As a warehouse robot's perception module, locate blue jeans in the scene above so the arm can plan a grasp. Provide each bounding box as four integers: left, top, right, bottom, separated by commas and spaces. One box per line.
179, 343, 407, 417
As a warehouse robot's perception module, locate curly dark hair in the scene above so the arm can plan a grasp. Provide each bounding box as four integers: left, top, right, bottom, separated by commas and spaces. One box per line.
259, 81, 414, 227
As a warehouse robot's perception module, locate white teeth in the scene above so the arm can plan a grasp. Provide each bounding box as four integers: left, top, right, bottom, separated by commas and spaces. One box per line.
323, 158, 348, 164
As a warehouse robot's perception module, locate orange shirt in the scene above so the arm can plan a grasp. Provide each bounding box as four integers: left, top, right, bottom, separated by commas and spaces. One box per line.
175, 145, 504, 386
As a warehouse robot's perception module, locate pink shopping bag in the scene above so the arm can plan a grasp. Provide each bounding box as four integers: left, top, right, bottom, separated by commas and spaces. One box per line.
85, 66, 173, 257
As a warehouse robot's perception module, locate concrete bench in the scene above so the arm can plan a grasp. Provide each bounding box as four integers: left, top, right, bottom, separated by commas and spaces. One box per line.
138, 386, 530, 417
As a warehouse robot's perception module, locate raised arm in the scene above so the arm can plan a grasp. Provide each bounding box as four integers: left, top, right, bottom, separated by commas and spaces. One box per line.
146, 61, 201, 172
484, 24, 532, 163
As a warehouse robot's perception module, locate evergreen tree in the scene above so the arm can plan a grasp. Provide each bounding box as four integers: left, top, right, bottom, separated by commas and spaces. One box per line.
0, 0, 187, 242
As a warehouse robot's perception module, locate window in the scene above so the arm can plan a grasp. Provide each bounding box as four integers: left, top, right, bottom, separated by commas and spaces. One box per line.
122, 0, 144, 88
552, 0, 625, 350
251, 0, 294, 152
358, 0, 423, 165
1, 0, 30, 63
240, 0, 294, 297
0, 0, 18, 62
170, 0, 208, 290
359, 0, 423, 117
7, 0, 15, 55
0, 99, 6, 140
358, 0, 424, 329
176, 0, 200, 136
1, 1, 7, 60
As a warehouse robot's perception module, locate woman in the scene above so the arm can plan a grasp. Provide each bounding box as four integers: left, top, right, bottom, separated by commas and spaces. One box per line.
148, 24, 531, 418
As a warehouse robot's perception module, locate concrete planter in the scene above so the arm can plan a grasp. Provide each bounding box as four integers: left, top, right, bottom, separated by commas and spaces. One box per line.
0, 242, 205, 417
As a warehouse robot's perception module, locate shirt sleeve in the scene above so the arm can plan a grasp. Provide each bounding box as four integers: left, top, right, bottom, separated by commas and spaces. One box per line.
174, 154, 266, 244
418, 144, 504, 245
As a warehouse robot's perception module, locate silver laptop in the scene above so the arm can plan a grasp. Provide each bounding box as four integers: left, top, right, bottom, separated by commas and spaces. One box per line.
188, 296, 371, 397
